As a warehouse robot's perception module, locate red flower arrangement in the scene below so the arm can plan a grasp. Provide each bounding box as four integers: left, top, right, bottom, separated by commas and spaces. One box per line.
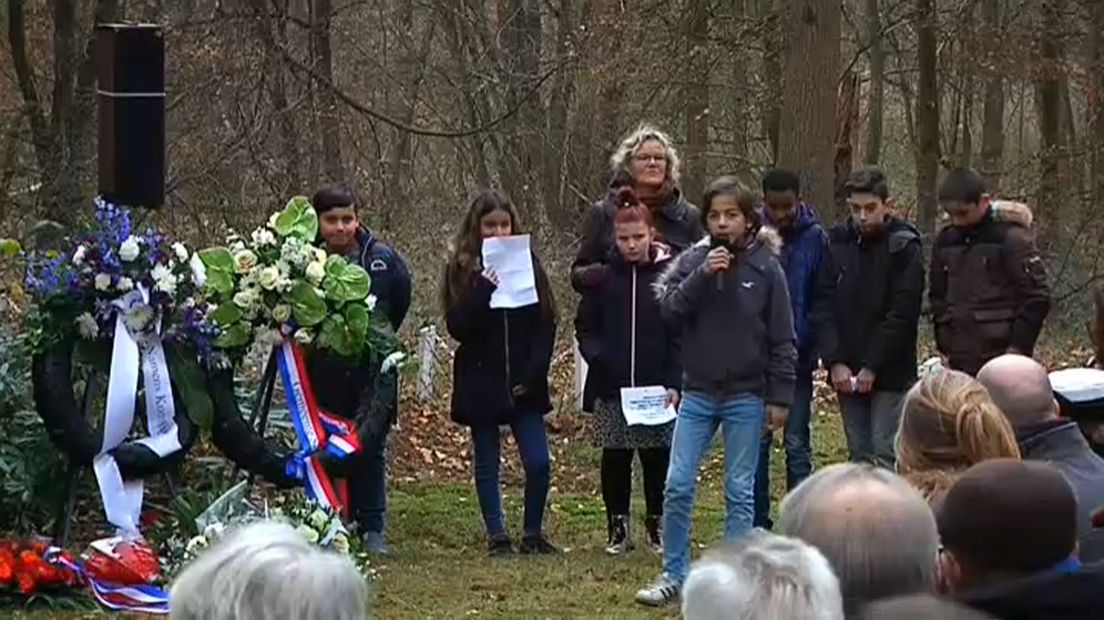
0, 538, 80, 596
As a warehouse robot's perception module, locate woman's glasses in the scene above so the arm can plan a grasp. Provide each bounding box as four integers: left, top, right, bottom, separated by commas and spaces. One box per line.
632, 154, 667, 165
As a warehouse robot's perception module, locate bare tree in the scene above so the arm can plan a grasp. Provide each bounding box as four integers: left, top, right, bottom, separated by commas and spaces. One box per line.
915, 0, 939, 236
683, 0, 711, 200
979, 0, 1005, 190
1037, 0, 1064, 231
777, 0, 841, 213
864, 0, 885, 164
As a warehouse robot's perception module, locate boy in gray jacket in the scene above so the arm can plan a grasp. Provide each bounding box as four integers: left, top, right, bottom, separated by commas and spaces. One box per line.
636, 177, 797, 607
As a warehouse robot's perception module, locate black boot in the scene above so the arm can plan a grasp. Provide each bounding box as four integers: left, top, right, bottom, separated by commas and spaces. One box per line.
605, 514, 632, 555
644, 515, 662, 555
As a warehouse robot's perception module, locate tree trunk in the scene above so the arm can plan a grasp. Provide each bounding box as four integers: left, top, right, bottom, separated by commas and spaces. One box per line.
979, 0, 1004, 190
683, 0, 710, 202
311, 0, 344, 183
1089, 0, 1104, 208
915, 0, 939, 237
386, 2, 436, 226
1036, 0, 1063, 236
591, 0, 625, 192
835, 71, 860, 209
544, 0, 580, 229
777, 0, 840, 214
863, 0, 884, 164
759, 0, 783, 162
729, 0, 750, 164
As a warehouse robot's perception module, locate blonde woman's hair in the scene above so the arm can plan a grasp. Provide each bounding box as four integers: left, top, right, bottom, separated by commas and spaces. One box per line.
896, 370, 1020, 476
609, 124, 682, 184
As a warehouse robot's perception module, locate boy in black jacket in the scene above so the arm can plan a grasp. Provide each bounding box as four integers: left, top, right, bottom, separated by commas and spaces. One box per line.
307, 185, 412, 555
814, 167, 924, 470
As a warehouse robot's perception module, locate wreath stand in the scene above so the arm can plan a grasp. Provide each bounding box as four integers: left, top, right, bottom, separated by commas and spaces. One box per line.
240, 349, 280, 479
52, 374, 180, 547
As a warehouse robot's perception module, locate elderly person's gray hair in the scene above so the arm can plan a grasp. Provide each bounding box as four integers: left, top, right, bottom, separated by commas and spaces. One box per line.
681, 530, 844, 620
777, 463, 939, 617
609, 124, 682, 183
170, 521, 367, 620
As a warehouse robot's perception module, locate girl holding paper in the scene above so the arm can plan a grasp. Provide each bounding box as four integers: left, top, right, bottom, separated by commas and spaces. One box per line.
635, 177, 797, 607
441, 189, 560, 557
575, 187, 680, 556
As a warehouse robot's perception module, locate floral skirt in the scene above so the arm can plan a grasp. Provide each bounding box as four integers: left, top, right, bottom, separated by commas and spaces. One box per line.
591, 397, 674, 450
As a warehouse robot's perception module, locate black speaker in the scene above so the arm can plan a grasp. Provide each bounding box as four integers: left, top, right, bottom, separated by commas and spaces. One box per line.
97, 24, 165, 209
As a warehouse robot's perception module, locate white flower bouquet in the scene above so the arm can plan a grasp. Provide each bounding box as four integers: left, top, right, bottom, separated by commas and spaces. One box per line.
198, 197, 389, 360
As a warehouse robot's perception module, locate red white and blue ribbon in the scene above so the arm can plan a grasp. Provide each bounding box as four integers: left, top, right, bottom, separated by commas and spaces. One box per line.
44, 547, 170, 615
277, 341, 361, 511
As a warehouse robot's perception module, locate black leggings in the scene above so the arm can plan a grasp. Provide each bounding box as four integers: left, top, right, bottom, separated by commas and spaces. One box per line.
600, 447, 670, 516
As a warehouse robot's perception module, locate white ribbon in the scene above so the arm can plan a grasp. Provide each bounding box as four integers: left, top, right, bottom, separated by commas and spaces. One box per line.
92, 288, 182, 534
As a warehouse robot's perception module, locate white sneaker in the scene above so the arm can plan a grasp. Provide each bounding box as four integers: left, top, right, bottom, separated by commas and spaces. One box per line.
634, 573, 680, 607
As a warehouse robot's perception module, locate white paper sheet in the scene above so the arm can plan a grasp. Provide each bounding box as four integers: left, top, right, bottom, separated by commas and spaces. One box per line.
620, 386, 677, 426
482, 235, 539, 309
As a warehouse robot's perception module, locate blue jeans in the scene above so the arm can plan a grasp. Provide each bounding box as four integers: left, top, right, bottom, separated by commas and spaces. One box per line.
347, 425, 389, 534
753, 369, 813, 529
470, 413, 551, 537
662, 392, 763, 584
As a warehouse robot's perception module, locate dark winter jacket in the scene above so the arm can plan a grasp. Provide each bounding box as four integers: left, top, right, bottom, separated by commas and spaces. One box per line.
654, 229, 796, 406
571, 183, 704, 292
575, 243, 681, 412
931, 204, 1051, 376
307, 226, 412, 419
445, 263, 556, 427
1016, 419, 1104, 562
814, 217, 925, 392
959, 559, 1104, 620
762, 202, 828, 368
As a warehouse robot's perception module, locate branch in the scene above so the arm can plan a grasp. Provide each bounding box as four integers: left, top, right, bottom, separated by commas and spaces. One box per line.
270, 36, 565, 139
7, 0, 53, 170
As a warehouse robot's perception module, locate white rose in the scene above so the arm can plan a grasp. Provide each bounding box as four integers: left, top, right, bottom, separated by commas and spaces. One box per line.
314, 248, 327, 263
308, 509, 329, 530
203, 522, 225, 540
116, 276, 134, 292
73, 245, 87, 266
332, 533, 350, 555
268, 211, 280, 229
365, 294, 377, 312
272, 304, 291, 323
275, 275, 292, 293
296, 524, 320, 545
252, 228, 276, 247
190, 253, 207, 287
118, 236, 140, 262
94, 273, 112, 291
172, 242, 189, 262
185, 535, 208, 555
305, 261, 326, 285
75, 312, 99, 339
258, 266, 280, 290
233, 249, 259, 274
233, 288, 257, 309
293, 328, 314, 345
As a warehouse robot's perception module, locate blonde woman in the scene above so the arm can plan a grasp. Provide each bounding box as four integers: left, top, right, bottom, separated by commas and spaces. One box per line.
571, 125, 703, 293
895, 369, 1020, 504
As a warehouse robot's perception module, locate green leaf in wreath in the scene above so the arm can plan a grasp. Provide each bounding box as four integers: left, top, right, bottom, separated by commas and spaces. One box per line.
344, 303, 369, 345
322, 256, 372, 302
289, 281, 327, 326
274, 196, 318, 241
198, 247, 234, 273
167, 344, 214, 431
318, 314, 352, 357
205, 270, 235, 297
214, 321, 252, 348
209, 302, 243, 327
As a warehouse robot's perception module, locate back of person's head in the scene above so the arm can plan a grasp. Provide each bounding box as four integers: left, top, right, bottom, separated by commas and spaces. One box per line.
938, 459, 1078, 590
976, 354, 1057, 428
777, 463, 939, 617
312, 184, 360, 214
897, 370, 1020, 476
170, 521, 368, 620
861, 594, 995, 619
681, 531, 844, 620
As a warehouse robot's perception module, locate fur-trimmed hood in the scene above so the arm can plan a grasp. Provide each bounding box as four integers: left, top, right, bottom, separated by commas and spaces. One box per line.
991, 200, 1034, 228
654, 226, 782, 299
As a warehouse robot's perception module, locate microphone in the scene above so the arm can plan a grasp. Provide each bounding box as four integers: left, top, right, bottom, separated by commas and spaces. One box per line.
710, 237, 730, 292
717, 271, 724, 292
